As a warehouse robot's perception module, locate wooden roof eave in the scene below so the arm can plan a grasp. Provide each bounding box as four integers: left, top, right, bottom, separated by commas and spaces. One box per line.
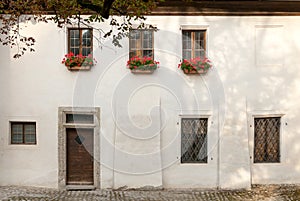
151, 1, 300, 16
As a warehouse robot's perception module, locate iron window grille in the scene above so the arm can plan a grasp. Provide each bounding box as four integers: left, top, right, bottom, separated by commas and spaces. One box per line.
254, 117, 281, 163
181, 118, 208, 163
11, 122, 36, 144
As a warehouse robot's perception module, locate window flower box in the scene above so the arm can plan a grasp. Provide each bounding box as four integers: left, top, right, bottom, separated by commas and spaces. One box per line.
127, 56, 159, 74
62, 52, 96, 71
183, 69, 208, 75
178, 57, 212, 75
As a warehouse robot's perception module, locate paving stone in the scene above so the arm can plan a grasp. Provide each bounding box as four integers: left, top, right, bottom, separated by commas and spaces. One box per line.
1, 185, 300, 201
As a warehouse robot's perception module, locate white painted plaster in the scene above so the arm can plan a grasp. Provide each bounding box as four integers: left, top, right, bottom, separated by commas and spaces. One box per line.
1, 16, 300, 189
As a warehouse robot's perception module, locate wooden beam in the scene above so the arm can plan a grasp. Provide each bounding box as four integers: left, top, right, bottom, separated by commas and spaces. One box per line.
152, 1, 300, 16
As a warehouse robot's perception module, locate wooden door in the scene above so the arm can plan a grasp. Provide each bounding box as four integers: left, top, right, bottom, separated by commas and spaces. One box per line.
66, 128, 94, 185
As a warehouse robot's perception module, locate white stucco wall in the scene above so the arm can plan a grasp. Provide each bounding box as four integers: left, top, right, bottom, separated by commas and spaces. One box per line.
1, 15, 300, 189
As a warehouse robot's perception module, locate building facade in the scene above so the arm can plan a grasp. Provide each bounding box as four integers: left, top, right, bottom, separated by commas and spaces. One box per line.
1, 2, 300, 189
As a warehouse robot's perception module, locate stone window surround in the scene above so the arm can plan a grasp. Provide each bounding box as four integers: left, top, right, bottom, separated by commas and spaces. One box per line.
248, 111, 286, 165
179, 114, 211, 165
58, 107, 100, 190
10, 121, 37, 145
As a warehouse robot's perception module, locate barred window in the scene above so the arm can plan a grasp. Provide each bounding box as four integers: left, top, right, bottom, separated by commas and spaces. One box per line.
129, 29, 154, 58
254, 117, 280, 163
11, 122, 36, 144
68, 29, 92, 56
182, 30, 206, 60
181, 118, 208, 163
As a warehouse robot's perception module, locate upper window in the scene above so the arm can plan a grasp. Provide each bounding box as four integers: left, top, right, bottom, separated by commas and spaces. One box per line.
182, 30, 206, 60
181, 118, 208, 163
129, 29, 154, 58
68, 29, 92, 56
11, 122, 36, 144
66, 113, 94, 124
254, 117, 280, 163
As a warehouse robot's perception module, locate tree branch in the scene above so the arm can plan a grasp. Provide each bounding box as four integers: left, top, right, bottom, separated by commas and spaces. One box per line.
76, 0, 116, 19
102, 0, 116, 19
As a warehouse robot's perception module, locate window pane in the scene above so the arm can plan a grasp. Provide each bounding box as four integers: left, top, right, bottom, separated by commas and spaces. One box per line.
129, 51, 137, 58
130, 39, 137, 49
11, 122, 36, 144
254, 117, 280, 163
143, 31, 153, 48
183, 51, 191, 60
129, 30, 140, 50
12, 134, 23, 143
129, 29, 153, 58
25, 134, 36, 144
194, 31, 204, 48
82, 39, 91, 47
143, 50, 153, 58
143, 38, 151, 49
70, 48, 79, 55
182, 31, 192, 49
69, 29, 93, 56
182, 30, 206, 59
82, 30, 92, 48
194, 50, 205, 58
12, 124, 23, 135
82, 30, 91, 39
181, 118, 208, 163
66, 114, 94, 124
24, 124, 35, 134
82, 48, 91, 56
70, 30, 80, 51
194, 40, 202, 49
70, 30, 80, 38
130, 30, 141, 40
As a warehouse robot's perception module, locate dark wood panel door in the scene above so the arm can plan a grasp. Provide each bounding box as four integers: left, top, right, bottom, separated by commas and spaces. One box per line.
66, 128, 94, 185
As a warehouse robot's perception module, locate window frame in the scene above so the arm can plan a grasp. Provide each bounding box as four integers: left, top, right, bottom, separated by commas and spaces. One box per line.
129, 29, 154, 59
180, 116, 209, 164
10, 122, 37, 145
182, 29, 207, 60
68, 28, 93, 56
58, 107, 101, 189
248, 112, 286, 164
253, 117, 281, 163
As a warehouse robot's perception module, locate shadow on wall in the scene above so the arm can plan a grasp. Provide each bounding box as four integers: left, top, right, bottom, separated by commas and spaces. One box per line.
209, 16, 300, 186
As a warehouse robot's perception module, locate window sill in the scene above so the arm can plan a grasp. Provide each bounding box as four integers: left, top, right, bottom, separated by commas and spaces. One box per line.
131, 69, 156, 74
67, 66, 91, 71
183, 69, 208, 75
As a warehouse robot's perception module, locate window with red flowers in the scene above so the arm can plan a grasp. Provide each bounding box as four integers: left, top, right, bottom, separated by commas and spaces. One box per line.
68, 28, 93, 56
129, 29, 154, 59
182, 30, 206, 60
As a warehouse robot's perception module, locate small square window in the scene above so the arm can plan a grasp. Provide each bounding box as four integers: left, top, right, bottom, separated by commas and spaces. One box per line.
181, 118, 208, 163
68, 29, 93, 56
11, 122, 36, 144
129, 29, 154, 59
254, 117, 280, 163
182, 30, 206, 60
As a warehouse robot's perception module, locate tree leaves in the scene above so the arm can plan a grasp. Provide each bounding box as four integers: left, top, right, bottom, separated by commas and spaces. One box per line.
0, 0, 163, 58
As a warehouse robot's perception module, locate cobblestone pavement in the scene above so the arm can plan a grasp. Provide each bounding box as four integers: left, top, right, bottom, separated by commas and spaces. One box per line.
1, 185, 300, 201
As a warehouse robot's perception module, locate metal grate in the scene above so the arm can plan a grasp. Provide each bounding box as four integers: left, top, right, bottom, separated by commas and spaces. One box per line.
254, 117, 280, 163
181, 118, 208, 163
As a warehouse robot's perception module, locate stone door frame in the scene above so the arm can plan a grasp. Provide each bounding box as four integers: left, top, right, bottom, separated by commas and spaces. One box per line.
58, 107, 100, 189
